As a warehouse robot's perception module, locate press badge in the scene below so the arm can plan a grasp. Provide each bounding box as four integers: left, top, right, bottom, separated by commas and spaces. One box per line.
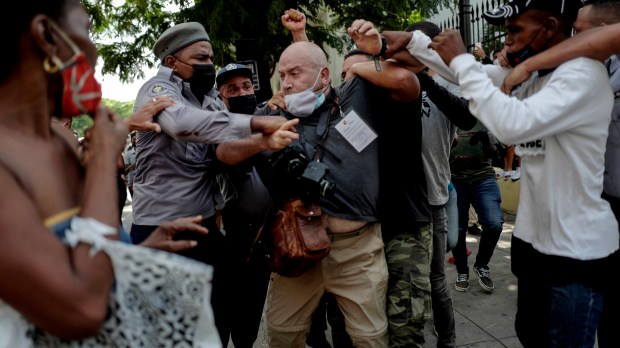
335, 110, 377, 152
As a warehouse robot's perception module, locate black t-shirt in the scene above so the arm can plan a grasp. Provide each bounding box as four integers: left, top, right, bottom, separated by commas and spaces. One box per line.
255, 78, 382, 221
376, 94, 432, 238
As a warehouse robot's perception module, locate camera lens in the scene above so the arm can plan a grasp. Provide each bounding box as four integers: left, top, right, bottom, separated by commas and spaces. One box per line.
287, 158, 305, 177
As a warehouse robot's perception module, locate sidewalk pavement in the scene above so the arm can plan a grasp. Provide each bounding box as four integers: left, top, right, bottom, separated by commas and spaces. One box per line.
424, 212, 521, 348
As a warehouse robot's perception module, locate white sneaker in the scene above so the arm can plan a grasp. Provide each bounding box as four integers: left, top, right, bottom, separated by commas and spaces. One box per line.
504, 170, 513, 181
511, 168, 521, 181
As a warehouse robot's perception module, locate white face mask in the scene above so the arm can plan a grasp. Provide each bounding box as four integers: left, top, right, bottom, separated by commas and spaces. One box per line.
284, 68, 327, 117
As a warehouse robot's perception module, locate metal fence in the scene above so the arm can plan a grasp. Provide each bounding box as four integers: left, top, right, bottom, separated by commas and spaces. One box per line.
433, 0, 508, 58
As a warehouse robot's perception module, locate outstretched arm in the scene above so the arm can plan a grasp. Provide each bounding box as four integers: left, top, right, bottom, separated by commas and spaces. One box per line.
124, 95, 175, 133
347, 20, 459, 84
501, 23, 620, 93
417, 71, 477, 130
347, 60, 420, 102
217, 118, 300, 165
427, 28, 468, 67
139, 215, 209, 252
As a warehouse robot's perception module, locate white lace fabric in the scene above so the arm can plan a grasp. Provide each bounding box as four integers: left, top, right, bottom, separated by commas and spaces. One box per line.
0, 218, 221, 347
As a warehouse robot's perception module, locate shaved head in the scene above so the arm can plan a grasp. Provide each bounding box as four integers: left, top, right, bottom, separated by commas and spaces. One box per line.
278, 41, 331, 94
280, 41, 328, 69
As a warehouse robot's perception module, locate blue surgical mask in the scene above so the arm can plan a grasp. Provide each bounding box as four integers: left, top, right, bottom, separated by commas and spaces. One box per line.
284, 68, 327, 117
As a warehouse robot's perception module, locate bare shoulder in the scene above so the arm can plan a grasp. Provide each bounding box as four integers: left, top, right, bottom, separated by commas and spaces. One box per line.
0, 129, 83, 222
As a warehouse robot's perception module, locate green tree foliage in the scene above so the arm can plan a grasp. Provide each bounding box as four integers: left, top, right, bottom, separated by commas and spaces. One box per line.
71, 99, 135, 137
104, 99, 136, 119
71, 115, 93, 138
86, 0, 455, 89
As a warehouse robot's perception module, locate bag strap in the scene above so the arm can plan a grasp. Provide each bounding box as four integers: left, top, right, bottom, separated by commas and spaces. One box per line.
248, 201, 276, 262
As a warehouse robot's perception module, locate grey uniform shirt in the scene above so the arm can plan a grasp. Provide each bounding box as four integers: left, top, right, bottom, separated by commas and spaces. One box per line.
132, 66, 253, 225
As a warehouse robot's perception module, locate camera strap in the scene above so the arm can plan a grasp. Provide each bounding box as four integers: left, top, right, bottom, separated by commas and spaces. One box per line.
311, 94, 340, 161
295, 88, 341, 162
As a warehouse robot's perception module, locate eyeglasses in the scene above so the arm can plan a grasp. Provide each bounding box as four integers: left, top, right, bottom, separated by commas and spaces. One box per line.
222, 82, 254, 95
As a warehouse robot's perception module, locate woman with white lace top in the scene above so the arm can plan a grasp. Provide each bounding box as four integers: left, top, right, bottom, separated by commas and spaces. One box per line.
0, 0, 220, 346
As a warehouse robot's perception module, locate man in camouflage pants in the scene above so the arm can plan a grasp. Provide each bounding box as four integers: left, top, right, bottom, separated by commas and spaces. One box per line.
281, 11, 432, 346
349, 56, 433, 348
341, 46, 433, 347
384, 224, 433, 347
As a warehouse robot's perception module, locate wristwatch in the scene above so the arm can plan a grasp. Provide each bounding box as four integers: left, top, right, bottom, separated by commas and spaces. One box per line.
377, 36, 388, 57
373, 37, 388, 71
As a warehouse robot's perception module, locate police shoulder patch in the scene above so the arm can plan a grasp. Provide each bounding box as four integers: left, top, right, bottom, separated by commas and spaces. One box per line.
149, 85, 167, 96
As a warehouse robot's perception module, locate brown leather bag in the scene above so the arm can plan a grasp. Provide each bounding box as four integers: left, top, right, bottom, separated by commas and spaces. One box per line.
255, 198, 330, 277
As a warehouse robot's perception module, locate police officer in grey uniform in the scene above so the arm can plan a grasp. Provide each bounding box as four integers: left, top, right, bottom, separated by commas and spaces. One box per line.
129, 22, 290, 344
211, 63, 273, 348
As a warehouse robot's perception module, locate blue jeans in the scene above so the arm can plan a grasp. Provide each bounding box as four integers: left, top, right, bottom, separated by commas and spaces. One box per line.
549, 284, 602, 347
452, 176, 503, 274
512, 237, 605, 348
430, 206, 456, 347
597, 192, 620, 348
445, 185, 458, 253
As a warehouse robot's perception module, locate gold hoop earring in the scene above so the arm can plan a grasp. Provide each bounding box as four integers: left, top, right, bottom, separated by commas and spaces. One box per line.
43, 56, 63, 74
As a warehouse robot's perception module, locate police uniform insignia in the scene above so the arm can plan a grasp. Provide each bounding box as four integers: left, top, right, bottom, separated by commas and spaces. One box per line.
150, 85, 167, 96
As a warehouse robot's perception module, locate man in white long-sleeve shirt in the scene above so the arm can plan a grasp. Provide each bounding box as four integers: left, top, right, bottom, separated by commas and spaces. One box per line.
499, 2, 620, 346
349, 0, 618, 347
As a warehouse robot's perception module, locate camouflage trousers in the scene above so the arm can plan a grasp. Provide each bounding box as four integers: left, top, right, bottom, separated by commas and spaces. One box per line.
384, 222, 433, 348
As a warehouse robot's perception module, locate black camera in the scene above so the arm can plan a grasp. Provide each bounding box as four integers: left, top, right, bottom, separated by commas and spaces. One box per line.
268, 146, 336, 199
302, 161, 336, 198
268, 146, 309, 178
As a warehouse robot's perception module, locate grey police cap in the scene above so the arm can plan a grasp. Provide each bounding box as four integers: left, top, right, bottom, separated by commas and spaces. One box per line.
153, 22, 211, 62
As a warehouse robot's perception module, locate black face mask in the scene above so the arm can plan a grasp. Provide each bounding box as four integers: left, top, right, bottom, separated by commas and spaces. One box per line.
506, 45, 540, 68
506, 27, 546, 68
185, 63, 216, 100
227, 94, 258, 115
